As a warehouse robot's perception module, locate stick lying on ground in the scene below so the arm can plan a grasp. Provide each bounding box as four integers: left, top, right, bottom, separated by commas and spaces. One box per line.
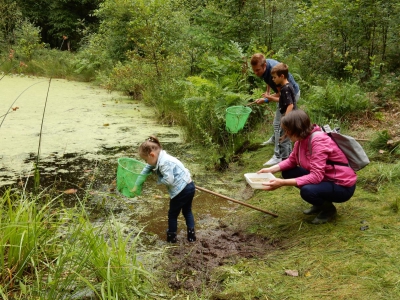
196, 186, 278, 217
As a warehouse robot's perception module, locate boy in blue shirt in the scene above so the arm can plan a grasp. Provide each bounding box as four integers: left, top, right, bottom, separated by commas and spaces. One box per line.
256, 63, 296, 166
251, 53, 300, 165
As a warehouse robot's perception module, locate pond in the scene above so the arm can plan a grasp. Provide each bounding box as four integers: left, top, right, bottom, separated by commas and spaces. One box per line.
0, 75, 238, 235
1, 75, 275, 294
0, 75, 181, 185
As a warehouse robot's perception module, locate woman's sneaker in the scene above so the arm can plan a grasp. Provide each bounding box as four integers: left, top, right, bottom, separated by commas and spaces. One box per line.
303, 205, 323, 215
311, 202, 337, 224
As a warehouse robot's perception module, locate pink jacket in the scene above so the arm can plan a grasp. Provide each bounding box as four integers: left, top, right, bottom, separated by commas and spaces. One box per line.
278, 125, 357, 187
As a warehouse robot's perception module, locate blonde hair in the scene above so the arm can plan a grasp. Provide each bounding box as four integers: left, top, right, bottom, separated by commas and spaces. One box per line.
138, 136, 162, 156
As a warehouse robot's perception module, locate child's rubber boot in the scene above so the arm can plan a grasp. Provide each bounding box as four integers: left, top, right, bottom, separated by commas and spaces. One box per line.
187, 228, 196, 242
311, 202, 337, 224
166, 231, 177, 243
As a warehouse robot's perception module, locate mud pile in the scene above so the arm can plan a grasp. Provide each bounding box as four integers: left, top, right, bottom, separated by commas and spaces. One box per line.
163, 221, 275, 292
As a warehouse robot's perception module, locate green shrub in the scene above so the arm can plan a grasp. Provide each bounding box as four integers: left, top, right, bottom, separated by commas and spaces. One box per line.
104, 61, 147, 98
27, 49, 76, 79
13, 20, 45, 61
304, 78, 370, 121
375, 73, 400, 103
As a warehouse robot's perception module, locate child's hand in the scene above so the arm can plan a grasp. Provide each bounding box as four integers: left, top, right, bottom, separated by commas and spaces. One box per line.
255, 98, 265, 104
261, 92, 270, 98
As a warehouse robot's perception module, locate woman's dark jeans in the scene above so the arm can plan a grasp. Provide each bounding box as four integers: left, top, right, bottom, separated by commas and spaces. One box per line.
282, 167, 356, 206
168, 181, 195, 232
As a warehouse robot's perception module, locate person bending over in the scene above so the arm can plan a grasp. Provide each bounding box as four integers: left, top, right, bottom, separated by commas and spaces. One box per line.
256, 110, 357, 224
256, 63, 297, 166
135, 136, 196, 242
250, 53, 300, 165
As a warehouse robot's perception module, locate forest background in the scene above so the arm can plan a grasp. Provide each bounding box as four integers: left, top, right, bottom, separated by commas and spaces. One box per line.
1, 0, 400, 299
2, 0, 400, 154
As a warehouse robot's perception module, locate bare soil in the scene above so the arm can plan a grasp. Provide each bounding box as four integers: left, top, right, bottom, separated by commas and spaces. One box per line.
161, 220, 276, 293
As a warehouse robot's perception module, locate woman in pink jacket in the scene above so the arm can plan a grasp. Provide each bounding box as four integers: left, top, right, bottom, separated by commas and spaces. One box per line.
257, 110, 357, 224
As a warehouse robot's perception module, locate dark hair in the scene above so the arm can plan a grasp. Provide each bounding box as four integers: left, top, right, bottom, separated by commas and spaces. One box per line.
250, 53, 266, 66
281, 110, 314, 140
138, 135, 162, 156
271, 63, 289, 79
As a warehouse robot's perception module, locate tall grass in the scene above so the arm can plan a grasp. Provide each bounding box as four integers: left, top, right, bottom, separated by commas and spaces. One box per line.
0, 49, 97, 81
0, 190, 153, 299
0, 190, 59, 283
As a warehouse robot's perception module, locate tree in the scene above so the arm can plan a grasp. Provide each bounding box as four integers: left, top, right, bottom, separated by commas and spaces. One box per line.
292, 0, 400, 78
14, 0, 101, 49
0, 0, 22, 49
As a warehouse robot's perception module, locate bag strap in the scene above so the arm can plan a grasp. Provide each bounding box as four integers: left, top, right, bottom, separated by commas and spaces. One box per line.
308, 130, 350, 168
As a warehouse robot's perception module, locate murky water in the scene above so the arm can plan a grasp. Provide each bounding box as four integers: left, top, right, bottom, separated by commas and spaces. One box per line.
0, 75, 181, 186
137, 187, 236, 235
0, 75, 239, 238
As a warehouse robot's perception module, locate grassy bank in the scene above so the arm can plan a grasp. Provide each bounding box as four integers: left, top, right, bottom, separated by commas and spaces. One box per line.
0, 189, 153, 299
208, 146, 400, 299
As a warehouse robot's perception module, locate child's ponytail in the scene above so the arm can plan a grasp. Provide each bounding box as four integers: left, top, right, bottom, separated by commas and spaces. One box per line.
139, 135, 162, 156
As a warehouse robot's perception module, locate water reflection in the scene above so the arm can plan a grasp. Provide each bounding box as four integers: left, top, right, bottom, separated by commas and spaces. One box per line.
137, 186, 236, 236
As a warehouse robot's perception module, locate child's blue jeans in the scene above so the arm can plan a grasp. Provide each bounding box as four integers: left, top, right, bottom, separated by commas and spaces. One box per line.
272, 109, 292, 159
168, 181, 195, 232
282, 166, 356, 205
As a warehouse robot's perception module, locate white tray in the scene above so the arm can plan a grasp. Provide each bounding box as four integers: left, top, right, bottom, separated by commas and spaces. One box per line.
244, 173, 275, 189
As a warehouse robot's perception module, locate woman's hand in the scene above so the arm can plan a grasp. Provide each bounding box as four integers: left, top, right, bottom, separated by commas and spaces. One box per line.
257, 165, 280, 174
257, 167, 271, 173
261, 178, 284, 191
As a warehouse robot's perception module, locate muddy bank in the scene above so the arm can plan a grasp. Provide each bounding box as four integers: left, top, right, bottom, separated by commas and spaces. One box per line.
162, 221, 275, 293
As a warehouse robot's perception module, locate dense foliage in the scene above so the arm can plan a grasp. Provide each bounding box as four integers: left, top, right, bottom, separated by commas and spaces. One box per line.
1, 0, 399, 148
1, 1, 400, 298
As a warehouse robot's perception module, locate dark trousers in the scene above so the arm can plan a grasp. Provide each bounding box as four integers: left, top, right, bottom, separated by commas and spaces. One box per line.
168, 181, 195, 232
282, 167, 356, 206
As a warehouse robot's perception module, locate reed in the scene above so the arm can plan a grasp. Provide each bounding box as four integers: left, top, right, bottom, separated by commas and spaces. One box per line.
0, 189, 153, 299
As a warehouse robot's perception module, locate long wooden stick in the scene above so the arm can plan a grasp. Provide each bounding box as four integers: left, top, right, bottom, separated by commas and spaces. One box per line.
196, 186, 278, 217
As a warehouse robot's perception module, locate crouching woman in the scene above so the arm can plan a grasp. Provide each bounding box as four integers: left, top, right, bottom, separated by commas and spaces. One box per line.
257, 110, 357, 224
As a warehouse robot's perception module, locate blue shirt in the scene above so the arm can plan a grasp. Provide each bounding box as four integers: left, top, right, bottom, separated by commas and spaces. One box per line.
140, 150, 192, 199
262, 59, 300, 95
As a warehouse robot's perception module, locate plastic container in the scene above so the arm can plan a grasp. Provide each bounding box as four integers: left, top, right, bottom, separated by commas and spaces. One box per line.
244, 173, 275, 189
225, 106, 252, 133
117, 158, 149, 197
